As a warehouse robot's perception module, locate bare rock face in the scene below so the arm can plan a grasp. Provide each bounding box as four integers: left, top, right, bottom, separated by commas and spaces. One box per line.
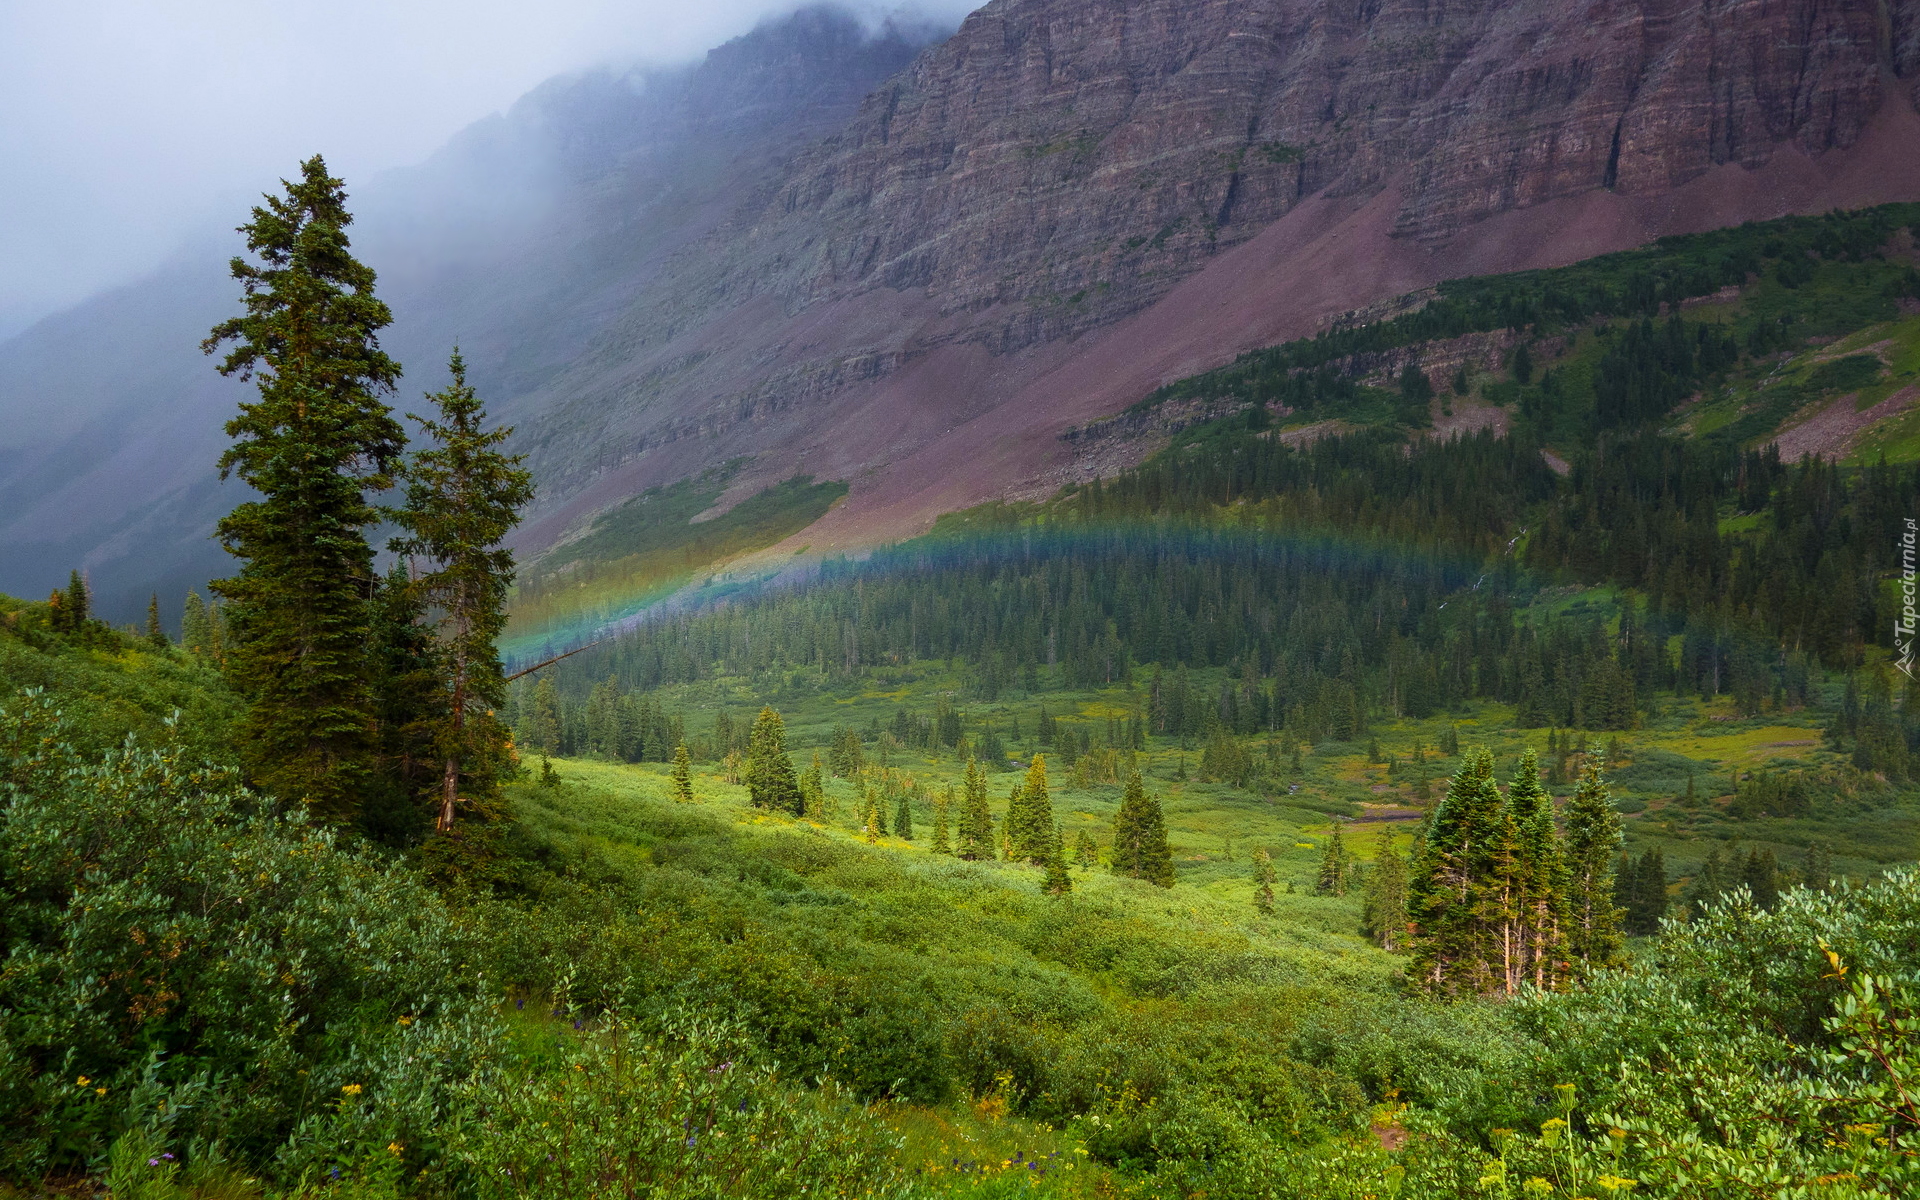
514, 0, 1919, 521
704, 0, 1908, 341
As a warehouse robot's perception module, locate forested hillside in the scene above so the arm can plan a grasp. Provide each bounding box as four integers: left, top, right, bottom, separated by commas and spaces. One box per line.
9, 191, 1920, 1198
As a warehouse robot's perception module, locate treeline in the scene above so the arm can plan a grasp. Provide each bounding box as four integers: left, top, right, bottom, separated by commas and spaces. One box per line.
1139, 202, 1920, 419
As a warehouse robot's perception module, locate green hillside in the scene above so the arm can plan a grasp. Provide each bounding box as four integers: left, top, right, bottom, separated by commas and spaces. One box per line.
8, 205, 1920, 1198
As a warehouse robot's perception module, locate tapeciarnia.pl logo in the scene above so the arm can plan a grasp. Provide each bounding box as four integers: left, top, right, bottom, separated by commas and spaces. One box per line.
1900, 517, 1918, 679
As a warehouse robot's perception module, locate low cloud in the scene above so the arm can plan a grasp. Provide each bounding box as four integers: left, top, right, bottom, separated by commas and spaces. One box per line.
0, 1, 981, 340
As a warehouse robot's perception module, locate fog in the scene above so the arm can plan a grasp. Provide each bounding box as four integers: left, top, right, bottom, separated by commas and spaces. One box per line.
0, 0, 980, 341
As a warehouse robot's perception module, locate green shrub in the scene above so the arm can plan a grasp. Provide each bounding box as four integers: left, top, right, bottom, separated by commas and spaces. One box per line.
0, 693, 495, 1182
449, 1017, 901, 1199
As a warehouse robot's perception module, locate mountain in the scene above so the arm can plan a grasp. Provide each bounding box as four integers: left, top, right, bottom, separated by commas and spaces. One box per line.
0, 6, 938, 619
4, 0, 1919, 622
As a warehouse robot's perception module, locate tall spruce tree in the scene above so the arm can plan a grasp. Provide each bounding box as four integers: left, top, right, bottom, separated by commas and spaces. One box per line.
1563, 749, 1624, 970
957, 759, 995, 860
203, 155, 405, 820
746, 706, 804, 815
1109, 770, 1175, 886
390, 350, 534, 834
1409, 746, 1505, 994
1360, 829, 1409, 951
893, 791, 914, 840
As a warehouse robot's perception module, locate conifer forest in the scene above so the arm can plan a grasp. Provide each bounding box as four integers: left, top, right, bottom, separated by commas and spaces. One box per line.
8, 115, 1920, 1200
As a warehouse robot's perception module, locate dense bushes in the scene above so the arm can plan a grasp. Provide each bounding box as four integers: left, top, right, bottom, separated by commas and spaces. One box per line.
0, 693, 493, 1182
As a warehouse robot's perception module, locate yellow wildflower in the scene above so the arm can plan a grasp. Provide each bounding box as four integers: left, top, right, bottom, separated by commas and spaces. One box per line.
341, 1083, 362, 1095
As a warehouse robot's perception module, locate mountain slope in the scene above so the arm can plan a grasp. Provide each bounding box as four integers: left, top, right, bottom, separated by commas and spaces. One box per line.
4, 0, 1919, 622
504, 0, 1920, 552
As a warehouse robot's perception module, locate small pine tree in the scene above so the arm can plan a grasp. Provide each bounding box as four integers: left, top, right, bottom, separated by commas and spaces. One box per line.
958, 759, 996, 860
1110, 771, 1175, 887
539, 756, 559, 788
746, 707, 804, 815
1360, 830, 1409, 951
1802, 841, 1832, 892
181, 591, 210, 655
671, 743, 695, 803
145, 594, 168, 649
932, 788, 953, 854
1007, 756, 1056, 865
893, 792, 914, 841
1074, 829, 1099, 869
1316, 824, 1349, 896
800, 751, 825, 819
64, 570, 91, 629
1252, 847, 1276, 915
528, 676, 562, 755
1563, 748, 1624, 970
1043, 825, 1072, 895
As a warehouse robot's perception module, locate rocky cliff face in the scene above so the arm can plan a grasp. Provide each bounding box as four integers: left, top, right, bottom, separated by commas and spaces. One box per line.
509, 0, 1920, 531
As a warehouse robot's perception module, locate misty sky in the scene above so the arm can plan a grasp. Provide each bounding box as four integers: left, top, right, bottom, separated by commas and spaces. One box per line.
0, 0, 979, 341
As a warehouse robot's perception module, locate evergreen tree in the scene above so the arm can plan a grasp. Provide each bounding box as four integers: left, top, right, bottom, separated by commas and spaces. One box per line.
1043, 825, 1072, 895
1073, 829, 1099, 869
1360, 829, 1409, 951
745, 706, 804, 815
893, 791, 914, 840
390, 349, 534, 834
181, 591, 210, 655
1409, 746, 1506, 994
528, 676, 562, 755
203, 156, 405, 821
1743, 847, 1780, 911
64, 570, 91, 629
1252, 847, 1276, 915
1621, 846, 1667, 935
362, 564, 445, 847
539, 756, 559, 788
932, 788, 953, 854
1563, 749, 1624, 970
1006, 755, 1056, 865
1109, 770, 1175, 887
1316, 824, 1349, 896
800, 751, 825, 819
1506, 748, 1567, 989
144, 594, 168, 649
1802, 841, 1832, 892
957, 758, 996, 860
671, 742, 695, 803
